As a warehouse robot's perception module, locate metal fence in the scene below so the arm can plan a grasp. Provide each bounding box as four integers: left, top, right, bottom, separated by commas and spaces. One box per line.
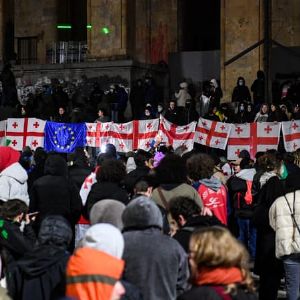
46, 41, 87, 64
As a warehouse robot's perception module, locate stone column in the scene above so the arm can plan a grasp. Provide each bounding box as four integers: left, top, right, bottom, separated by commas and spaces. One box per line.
87, 0, 128, 59
220, 0, 264, 102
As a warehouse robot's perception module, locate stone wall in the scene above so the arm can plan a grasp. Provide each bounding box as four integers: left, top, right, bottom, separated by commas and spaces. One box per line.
220, 0, 264, 102
87, 0, 127, 59
134, 0, 178, 64
221, 0, 300, 102
14, 0, 57, 64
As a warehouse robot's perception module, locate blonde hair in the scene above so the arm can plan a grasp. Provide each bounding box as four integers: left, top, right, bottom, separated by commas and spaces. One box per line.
190, 226, 255, 292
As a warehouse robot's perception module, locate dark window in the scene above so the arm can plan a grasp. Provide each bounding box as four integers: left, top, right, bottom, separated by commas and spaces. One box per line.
17, 37, 38, 64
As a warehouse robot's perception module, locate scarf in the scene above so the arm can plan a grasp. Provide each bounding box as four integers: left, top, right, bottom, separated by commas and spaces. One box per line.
196, 267, 243, 286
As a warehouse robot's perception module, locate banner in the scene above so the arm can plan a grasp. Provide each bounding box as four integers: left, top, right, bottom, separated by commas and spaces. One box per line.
0, 120, 6, 145
228, 122, 281, 160
159, 116, 196, 151
86, 122, 112, 148
195, 118, 232, 150
44, 122, 86, 153
6, 118, 46, 151
282, 120, 300, 152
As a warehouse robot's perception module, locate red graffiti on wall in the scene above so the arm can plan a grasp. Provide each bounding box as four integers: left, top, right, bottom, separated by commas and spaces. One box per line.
151, 22, 169, 64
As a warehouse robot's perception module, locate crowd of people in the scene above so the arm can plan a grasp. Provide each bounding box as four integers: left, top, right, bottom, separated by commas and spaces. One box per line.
1, 135, 300, 299
1, 64, 300, 127
1, 65, 300, 300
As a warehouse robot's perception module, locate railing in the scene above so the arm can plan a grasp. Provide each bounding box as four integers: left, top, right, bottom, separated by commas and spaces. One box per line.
46, 41, 88, 64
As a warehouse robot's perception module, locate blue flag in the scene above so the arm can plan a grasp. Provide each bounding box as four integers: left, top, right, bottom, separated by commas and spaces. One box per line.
44, 122, 86, 153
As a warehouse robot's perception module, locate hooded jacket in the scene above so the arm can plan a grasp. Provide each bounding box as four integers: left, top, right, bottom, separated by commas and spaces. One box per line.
66, 247, 124, 300
29, 155, 81, 228
0, 163, 29, 205
270, 190, 300, 258
227, 168, 256, 219
197, 177, 228, 225
7, 216, 72, 300
122, 196, 189, 300
0, 145, 29, 205
175, 82, 191, 107
232, 77, 251, 103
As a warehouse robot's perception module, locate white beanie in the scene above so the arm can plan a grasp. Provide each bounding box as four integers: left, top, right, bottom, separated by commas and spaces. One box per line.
81, 223, 124, 258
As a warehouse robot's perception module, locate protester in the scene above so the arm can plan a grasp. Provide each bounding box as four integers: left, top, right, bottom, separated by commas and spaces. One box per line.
175, 81, 191, 108
29, 154, 82, 233
252, 153, 285, 300
168, 196, 222, 252
232, 76, 251, 103
187, 153, 228, 225
151, 154, 203, 210
66, 224, 126, 300
178, 226, 257, 300
254, 103, 269, 122
269, 171, 300, 300
0, 199, 35, 266
7, 215, 73, 300
85, 158, 129, 217
122, 196, 189, 300
0, 146, 30, 205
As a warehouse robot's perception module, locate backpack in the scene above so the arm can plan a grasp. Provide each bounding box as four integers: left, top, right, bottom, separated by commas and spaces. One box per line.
234, 180, 254, 219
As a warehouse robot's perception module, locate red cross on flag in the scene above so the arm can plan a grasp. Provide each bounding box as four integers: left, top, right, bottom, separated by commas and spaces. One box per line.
282, 120, 300, 152
85, 122, 112, 148
6, 118, 46, 151
195, 118, 232, 150
132, 119, 159, 150
110, 121, 134, 152
158, 116, 196, 151
227, 122, 281, 160
0, 120, 6, 145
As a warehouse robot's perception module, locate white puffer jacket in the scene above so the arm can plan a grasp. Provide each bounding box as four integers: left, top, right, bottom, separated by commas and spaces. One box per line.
269, 190, 300, 258
0, 162, 29, 205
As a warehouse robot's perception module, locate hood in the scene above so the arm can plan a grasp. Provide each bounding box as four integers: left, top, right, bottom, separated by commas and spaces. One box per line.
210, 78, 218, 88
199, 176, 222, 192
38, 215, 72, 248
236, 168, 256, 181
17, 245, 69, 277
90, 199, 125, 229
44, 155, 68, 176
180, 82, 188, 89
122, 196, 163, 230
80, 224, 124, 258
66, 247, 124, 300
0, 146, 20, 172
237, 77, 245, 85
1, 162, 28, 183
259, 171, 277, 187
126, 157, 136, 173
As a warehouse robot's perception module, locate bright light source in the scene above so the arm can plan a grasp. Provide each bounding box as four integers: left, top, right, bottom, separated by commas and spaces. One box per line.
86, 24, 92, 30
57, 24, 72, 29
101, 27, 110, 35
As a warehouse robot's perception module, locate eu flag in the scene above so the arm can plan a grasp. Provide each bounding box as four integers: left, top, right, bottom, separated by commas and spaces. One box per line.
44, 122, 86, 153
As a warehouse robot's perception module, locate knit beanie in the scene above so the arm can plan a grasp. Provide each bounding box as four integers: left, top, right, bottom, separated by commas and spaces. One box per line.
122, 196, 163, 230
0, 146, 20, 172
80, 223, 124, 259
89, 199, 126, 230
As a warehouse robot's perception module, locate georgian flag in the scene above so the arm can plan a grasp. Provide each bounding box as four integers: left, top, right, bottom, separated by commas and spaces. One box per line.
86, 122, 112, 148
6, 118, 46, 151
110, 121, 134, 152
195, 118, 232, 150
282, 120, 300, 152
132, 119, 159, 150
0, 120, 6, 145
227, 122, 281, 160
159, 116, 196, 151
